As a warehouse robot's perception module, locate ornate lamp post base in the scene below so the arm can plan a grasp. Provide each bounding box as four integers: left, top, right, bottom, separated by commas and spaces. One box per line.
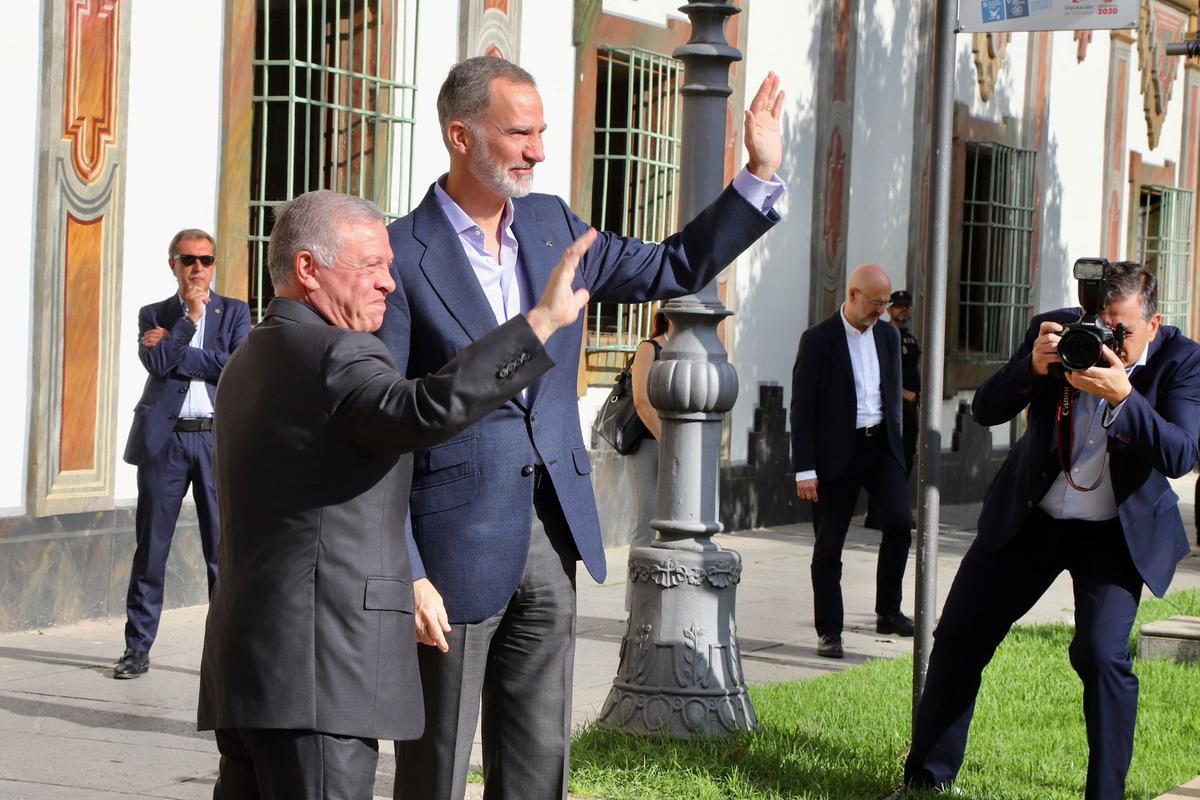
598, 545, 755, 737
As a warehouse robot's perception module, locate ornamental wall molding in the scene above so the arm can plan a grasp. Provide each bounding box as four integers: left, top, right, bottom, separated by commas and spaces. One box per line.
973, 31, 1011, 103
1138, 0, 1191, 149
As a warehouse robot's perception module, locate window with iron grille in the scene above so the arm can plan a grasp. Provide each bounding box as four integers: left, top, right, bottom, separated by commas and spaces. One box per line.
957, 142, 1037, 363
1135, 185, 1194, 330
586, 47, 682, 360
249, 0, 419, 319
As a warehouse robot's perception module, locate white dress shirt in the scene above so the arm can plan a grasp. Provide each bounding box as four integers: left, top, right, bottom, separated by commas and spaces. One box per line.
1039, 345, 1148, 521
796, 305, 884, 482
179, 296, 214, 419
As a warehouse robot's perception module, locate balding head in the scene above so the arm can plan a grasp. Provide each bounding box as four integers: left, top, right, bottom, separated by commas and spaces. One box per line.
844, 263, 893, 330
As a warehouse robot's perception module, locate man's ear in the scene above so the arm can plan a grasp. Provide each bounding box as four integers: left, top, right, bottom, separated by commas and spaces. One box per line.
294, 251, 322, 293
1147, 313, 1162, 341
446, 121, 471, 156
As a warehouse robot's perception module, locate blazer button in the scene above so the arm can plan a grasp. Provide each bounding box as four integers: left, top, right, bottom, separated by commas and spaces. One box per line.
521, 464, 535, 477
179, 388, 187, 394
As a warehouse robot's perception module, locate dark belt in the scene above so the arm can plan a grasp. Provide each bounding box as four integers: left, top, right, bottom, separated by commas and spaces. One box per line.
173, 417, 214, 432
856, 423, 883, 438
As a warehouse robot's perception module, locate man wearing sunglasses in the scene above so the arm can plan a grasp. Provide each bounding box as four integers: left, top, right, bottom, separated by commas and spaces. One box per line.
115, 229, 251, 680
791, 263, 915, 660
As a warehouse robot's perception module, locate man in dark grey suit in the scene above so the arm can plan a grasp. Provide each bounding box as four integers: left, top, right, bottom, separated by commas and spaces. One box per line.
197, 189, 594, 798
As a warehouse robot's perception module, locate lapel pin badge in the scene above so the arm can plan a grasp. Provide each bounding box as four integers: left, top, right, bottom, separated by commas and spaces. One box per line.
214, 307, 222, 314
545, 240, 554, 248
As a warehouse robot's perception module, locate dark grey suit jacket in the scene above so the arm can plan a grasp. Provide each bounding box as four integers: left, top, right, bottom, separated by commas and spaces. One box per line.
197, 298, 552, 742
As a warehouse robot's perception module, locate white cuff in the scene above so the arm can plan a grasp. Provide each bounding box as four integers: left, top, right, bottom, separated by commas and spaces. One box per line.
795, 470, 817, 482
731, 167, 786, 216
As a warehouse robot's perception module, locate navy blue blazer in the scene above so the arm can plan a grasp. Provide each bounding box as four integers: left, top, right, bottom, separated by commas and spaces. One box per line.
790, 311, 906, 480
378, 182, 777, 623
123, 292, 251, 466
972, 309, 1200, 597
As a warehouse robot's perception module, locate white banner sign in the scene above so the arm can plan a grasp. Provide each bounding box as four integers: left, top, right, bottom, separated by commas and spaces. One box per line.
958, 0, 1139, 32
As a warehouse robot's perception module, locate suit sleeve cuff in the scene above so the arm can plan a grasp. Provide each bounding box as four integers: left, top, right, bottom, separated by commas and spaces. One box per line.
731, 167, 786, 216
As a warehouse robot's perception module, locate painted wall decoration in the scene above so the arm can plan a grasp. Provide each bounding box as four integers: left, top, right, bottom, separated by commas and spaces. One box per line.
1102, 32, 1134, 259
28, 0, 129, 516
460, 0, 522, 61
809, 0, 859, 322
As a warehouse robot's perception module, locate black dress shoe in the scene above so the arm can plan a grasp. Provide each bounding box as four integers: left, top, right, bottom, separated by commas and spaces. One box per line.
114, 648, 150, 679
816, 634, 844, 659
877, 612, 915, 637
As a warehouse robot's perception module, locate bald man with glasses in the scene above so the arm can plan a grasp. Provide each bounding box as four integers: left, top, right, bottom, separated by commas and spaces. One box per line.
790, 263, 915, 660
115, 229, 251, 680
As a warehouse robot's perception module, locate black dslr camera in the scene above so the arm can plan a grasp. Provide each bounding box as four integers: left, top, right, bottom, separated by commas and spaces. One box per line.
1056, 258, 1127, 372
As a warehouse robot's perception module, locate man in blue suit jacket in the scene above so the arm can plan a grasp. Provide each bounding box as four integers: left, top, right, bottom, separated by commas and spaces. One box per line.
115, 229, 251, 679
902, 262, 1200, 799
378, 57, 785, 799
791, 264, 914, 660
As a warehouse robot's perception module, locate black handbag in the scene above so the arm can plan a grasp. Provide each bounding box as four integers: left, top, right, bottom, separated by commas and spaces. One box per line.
592, 359, 648, 455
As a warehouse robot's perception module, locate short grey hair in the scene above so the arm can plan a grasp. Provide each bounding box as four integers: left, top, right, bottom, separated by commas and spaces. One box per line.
168, 228, 214, 258
1103, 261, 1158, 321
267, 190, 385, 291
436, 56, 536, 147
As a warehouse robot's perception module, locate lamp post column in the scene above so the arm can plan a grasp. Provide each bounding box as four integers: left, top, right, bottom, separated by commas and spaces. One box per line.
597, 0, 756, 738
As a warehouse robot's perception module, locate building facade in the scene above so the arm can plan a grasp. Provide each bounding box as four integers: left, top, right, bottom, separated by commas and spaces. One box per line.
2, 0, 1197, 631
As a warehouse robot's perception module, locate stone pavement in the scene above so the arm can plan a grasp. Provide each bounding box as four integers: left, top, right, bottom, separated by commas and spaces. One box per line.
1, 499, 1198, 799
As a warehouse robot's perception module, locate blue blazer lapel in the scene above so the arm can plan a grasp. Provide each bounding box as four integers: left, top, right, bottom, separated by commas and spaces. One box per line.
511, 204, 567, 408
411, 189, 501, 344
204, 293, 225, 349
156, 294, 184, 330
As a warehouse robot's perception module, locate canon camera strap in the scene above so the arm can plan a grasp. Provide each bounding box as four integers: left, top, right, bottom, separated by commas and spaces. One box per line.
1056, 382, 1107, 492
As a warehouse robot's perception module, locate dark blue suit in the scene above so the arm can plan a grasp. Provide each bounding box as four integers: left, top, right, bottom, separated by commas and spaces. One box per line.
905, 309, 1200, 799
790, 311, 913, 636
379, 181, 776, 799
122, 292, 250, 653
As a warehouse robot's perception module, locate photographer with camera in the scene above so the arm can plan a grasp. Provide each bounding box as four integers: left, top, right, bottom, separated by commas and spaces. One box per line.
899, 261, 1200, 800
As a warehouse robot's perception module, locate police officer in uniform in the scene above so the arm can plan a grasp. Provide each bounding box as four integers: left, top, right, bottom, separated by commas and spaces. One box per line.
865, 289, 920, 529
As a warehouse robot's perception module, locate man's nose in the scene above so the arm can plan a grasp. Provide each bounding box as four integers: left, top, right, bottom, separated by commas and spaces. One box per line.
526, 133, 545, 164
377, 267, 396, 294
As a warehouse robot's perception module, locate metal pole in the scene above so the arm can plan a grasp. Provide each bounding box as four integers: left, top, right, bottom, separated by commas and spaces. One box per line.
597, 0, 756, 738
912, 0, 956, 723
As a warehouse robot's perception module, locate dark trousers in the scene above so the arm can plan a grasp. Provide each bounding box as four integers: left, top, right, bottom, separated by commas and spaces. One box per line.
213, 728, 378, 800
124, 430, 220, 652
394, 475, 578, 800
866, 401, 918, 521
811, 429, 913, 636
905, 510, 1143, 800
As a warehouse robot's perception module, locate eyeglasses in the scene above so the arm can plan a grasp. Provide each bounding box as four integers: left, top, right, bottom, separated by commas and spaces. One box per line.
868, 299, 892, 309
173, 254, 216, 267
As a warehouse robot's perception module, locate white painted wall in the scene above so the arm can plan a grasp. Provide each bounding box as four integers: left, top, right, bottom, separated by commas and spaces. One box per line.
0, 3, 43, 514
726, 1, 822, 462
519, 1, 575, 201
600, 0, 686, 28
115, 1, 225, 503
1036, 30, 1111, 315
409, 2, 461, 199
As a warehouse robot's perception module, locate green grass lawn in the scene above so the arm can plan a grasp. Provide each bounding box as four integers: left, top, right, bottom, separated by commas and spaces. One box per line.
567, 589, 1200, 800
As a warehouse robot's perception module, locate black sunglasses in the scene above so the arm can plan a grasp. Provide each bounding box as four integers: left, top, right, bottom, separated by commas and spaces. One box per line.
173, 254, 216, 267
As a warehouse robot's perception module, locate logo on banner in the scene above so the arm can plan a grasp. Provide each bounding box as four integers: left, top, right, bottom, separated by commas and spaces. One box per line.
982, 0, 1006, 22
1006, 0, 1029, 17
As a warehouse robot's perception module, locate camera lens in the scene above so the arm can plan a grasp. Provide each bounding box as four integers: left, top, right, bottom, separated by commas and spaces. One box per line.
1058, 329, 1101, 371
